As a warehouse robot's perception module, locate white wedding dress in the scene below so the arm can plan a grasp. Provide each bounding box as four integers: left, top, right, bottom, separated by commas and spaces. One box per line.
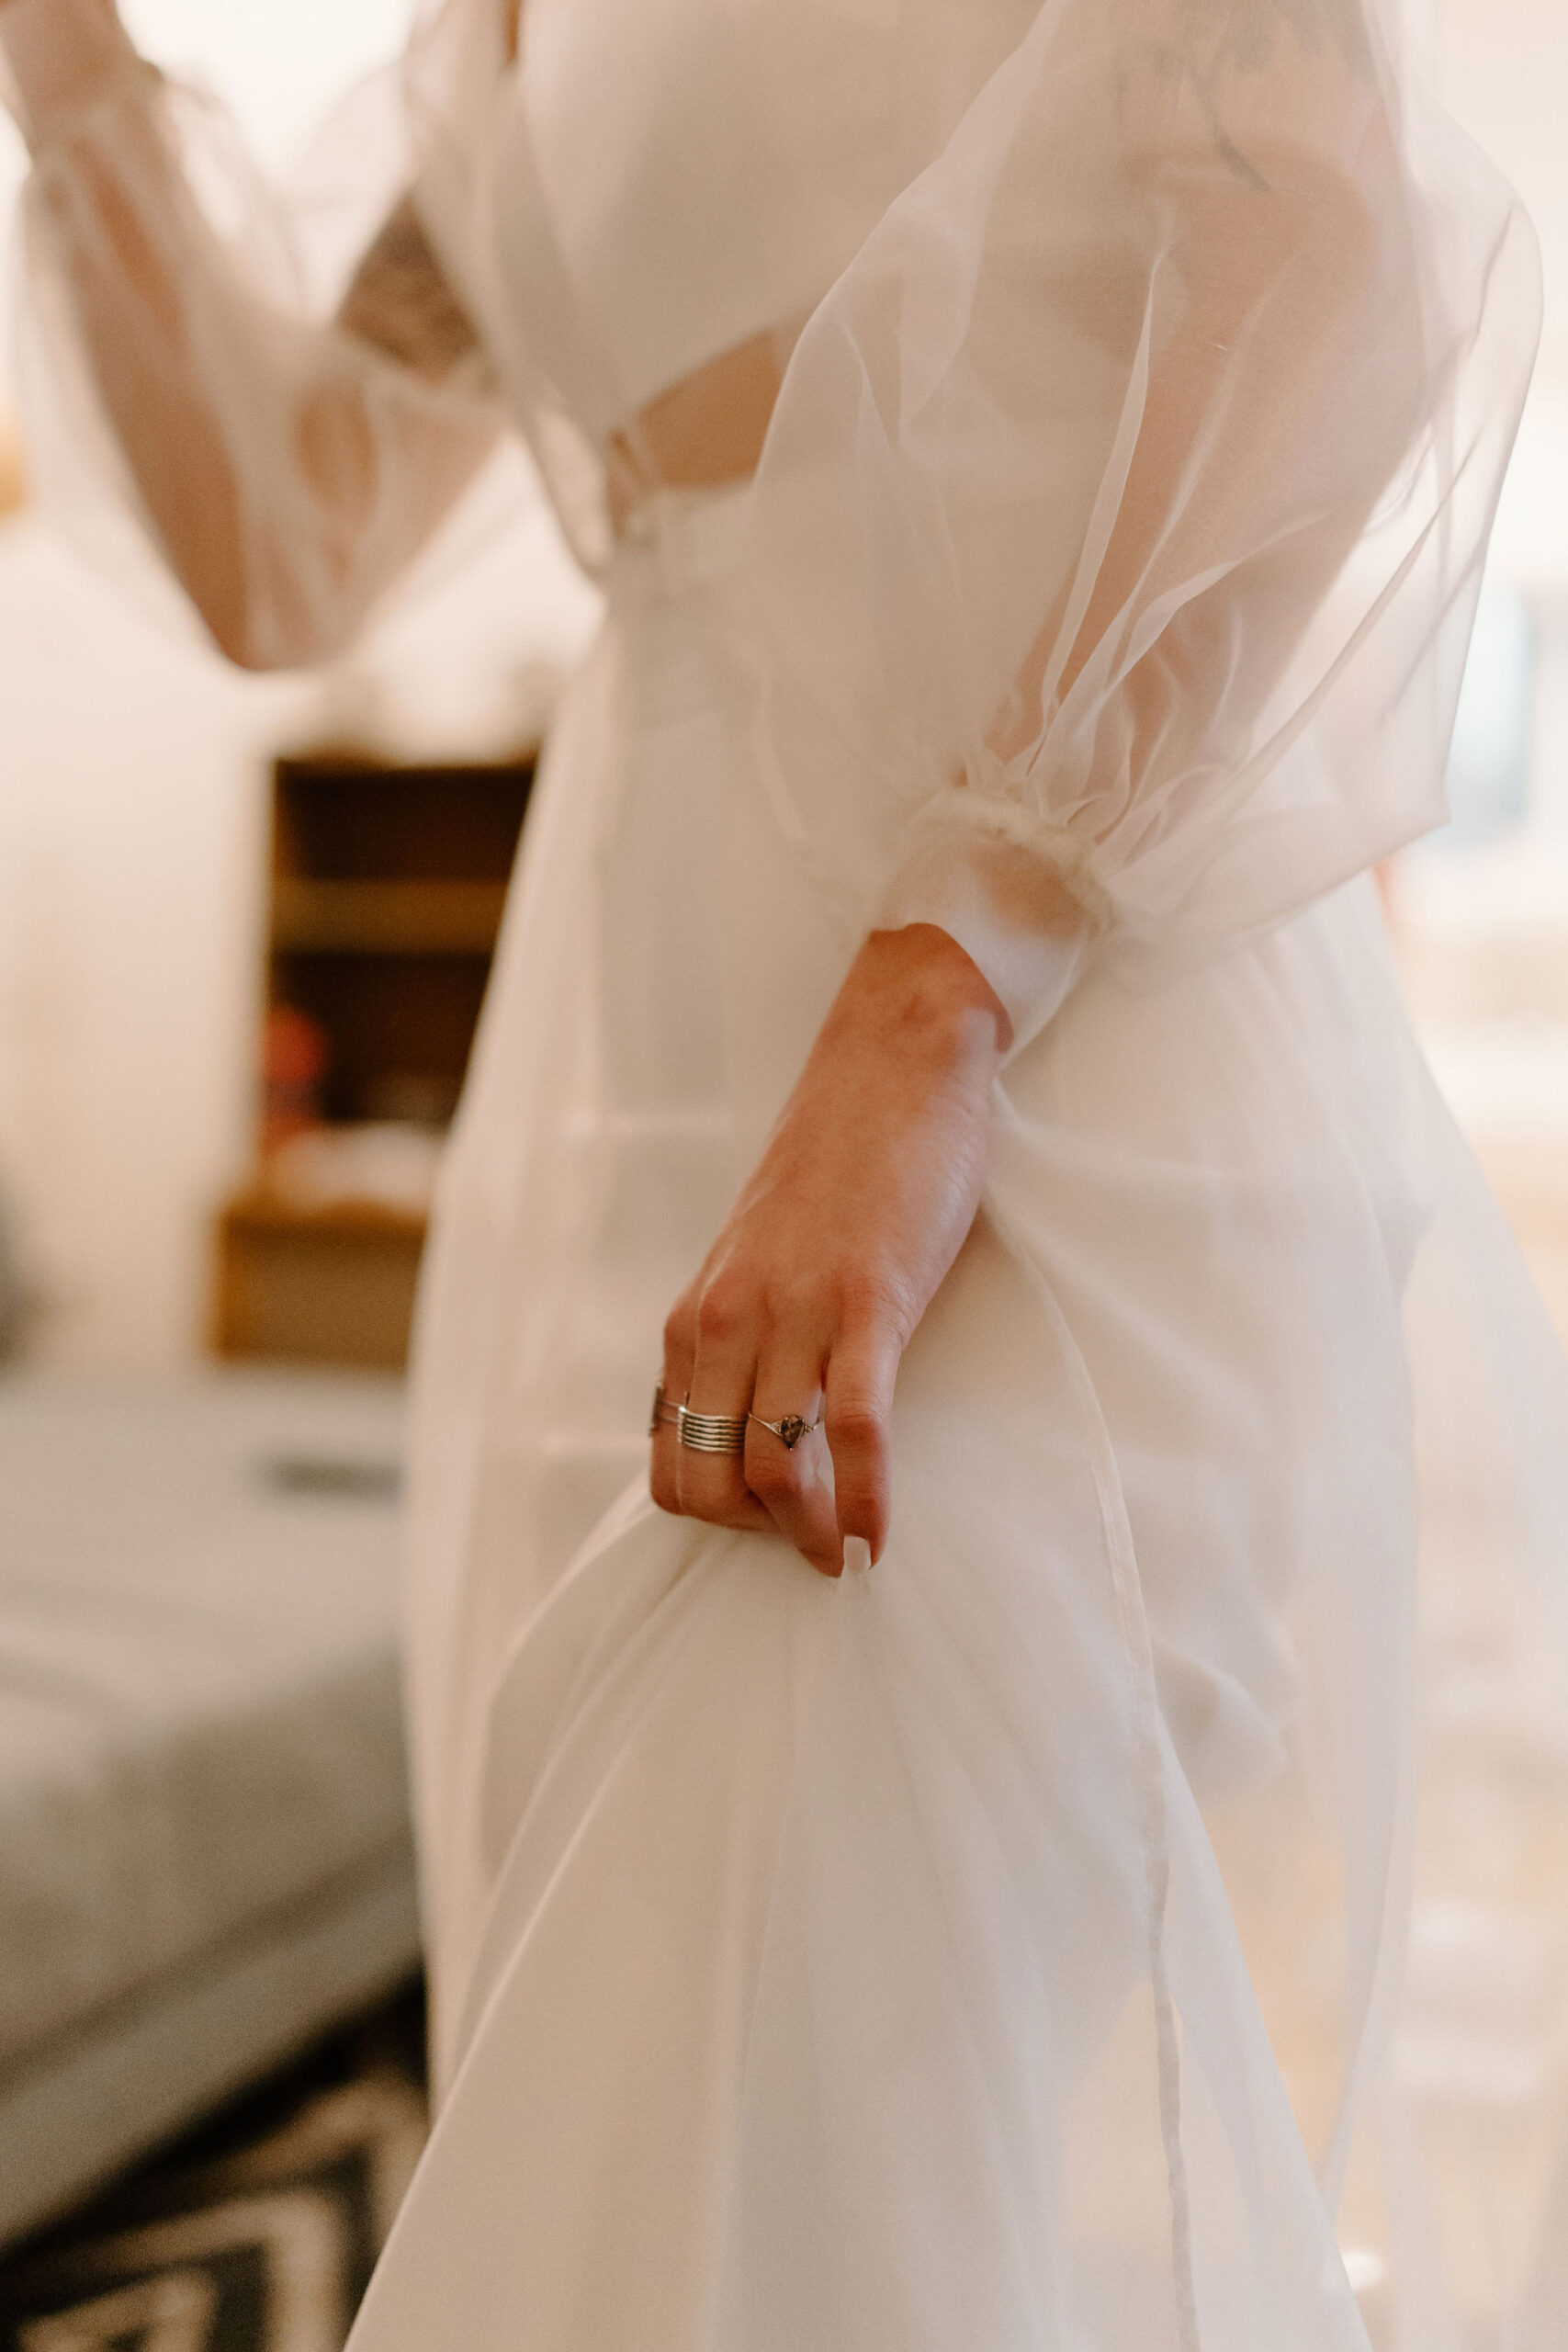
6, 0, 1568, 2343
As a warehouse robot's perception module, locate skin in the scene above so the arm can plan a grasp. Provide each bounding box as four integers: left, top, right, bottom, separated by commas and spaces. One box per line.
0, 1, 1012, 1585
0, 0, 1383, 1586
651, 923, 1010, 1578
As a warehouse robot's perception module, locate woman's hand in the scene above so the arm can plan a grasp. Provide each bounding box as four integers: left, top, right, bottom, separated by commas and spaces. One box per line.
651, 923, 1009, 1577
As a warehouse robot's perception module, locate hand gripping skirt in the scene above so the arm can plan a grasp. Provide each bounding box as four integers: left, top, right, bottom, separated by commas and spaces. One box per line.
347, 483, 1568, 2352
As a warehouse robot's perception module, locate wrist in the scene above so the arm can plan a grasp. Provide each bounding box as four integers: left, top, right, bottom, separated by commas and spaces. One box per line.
873, 799, 1099, 1058
859, 922, 1013, 1065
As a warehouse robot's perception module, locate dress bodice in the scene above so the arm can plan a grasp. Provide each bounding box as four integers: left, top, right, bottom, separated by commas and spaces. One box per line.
0, 0, 1531, 1037
501, 0, 1037, 425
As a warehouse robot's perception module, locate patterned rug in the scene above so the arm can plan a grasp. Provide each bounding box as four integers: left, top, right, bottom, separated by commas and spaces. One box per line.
0, 1986, 427, 2352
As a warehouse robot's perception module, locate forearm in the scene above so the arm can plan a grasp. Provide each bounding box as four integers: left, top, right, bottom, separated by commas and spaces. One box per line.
655, 920, 1008, 1575
814, 923, 1012, 1093
2, 0, 256, 648
0, 0, 499, 668
0, 0, 130, 131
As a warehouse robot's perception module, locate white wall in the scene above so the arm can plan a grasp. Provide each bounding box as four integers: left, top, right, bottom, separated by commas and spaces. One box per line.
0, 485, 595, 1366
0, 1, 597, 1367
1437, 0, 1568, 406
0, 524, 305, 1361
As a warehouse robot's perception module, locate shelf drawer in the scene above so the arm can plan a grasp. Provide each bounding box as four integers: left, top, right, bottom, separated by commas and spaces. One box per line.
213, 1195, 427, 1371
272, 878, 509, 955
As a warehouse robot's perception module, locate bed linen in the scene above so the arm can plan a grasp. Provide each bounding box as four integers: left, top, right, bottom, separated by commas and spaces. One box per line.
0, 1370, 414, 2245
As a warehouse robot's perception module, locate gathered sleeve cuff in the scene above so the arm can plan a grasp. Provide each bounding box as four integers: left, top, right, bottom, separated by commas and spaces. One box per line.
746, 0, 1540, 1039
873, 790, 1102, 1056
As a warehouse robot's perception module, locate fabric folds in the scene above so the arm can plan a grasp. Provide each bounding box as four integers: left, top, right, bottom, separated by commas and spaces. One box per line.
5, 1, 1567, 2346
2, 0, 503, 668
746, 0, 1540, 1035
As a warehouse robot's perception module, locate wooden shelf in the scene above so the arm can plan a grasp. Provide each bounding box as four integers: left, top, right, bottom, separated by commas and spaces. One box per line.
213, 1190, 427, 1371
211, 745, 536, 1370
272, 878, 509, 956
220, 1185, 428, 1241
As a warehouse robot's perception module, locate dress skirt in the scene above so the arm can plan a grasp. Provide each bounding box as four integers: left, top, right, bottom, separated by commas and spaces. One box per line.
347, 483, 1568, 2352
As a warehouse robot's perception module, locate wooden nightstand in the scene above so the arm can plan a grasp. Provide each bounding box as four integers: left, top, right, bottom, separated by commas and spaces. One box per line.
212, 746, 536, 1369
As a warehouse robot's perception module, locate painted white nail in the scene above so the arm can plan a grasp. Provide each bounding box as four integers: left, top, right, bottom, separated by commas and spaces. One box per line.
842, 1535, 873, 1575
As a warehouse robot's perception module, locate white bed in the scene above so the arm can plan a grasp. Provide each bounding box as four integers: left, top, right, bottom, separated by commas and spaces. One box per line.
0, 1366, 419, 2247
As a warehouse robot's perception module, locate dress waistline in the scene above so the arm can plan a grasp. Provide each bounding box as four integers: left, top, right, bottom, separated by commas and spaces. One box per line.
605, 478, 756, 602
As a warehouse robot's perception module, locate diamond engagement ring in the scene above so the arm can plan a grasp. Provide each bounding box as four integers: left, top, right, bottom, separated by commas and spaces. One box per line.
748, 1409, 822, 1452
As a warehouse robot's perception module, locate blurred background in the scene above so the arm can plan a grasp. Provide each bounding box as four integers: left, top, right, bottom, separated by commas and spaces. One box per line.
0, 11, 604, 2326
0, 0, 603, 1376
0, 7, 1566, 2347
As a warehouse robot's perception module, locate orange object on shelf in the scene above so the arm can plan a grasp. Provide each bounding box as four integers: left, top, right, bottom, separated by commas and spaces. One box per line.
260, 1003, 330, 1155
213, 747, 536, 1369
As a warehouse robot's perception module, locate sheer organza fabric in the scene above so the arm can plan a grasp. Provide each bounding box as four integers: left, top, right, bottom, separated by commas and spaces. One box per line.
6, 0, 1567, 2344
0, 0, 503, 668
3, 0, 1537, 1021
741, 1, 1541, 1044
378, 491, 1568, 2351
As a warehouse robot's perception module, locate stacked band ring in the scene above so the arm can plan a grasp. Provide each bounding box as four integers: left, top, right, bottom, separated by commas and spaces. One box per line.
649, 1385, 748, 1455
649, 1386, 682, 1435
677, 1407, 751, 1455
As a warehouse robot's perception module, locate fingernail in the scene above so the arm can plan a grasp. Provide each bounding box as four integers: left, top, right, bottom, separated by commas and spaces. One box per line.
841, 1535, 873, 1575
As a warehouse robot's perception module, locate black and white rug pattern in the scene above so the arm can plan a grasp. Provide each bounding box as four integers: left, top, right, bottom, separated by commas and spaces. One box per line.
0, 1991, 427, 2352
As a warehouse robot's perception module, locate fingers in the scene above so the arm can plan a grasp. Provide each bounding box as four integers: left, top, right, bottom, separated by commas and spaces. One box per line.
651, 1283, 771, 1531
745, 1344, 839, 1577
676, 1265, 761, 1526
651, 1272, 901, 1576
651, 1268, 771, 1537
648, 1283, 696, 1520
824, 1329, 899, 1566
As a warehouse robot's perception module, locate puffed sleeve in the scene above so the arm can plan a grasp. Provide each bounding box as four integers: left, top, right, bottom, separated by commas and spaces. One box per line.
747, 0, 1540, 1051
0, 0, 504, 670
